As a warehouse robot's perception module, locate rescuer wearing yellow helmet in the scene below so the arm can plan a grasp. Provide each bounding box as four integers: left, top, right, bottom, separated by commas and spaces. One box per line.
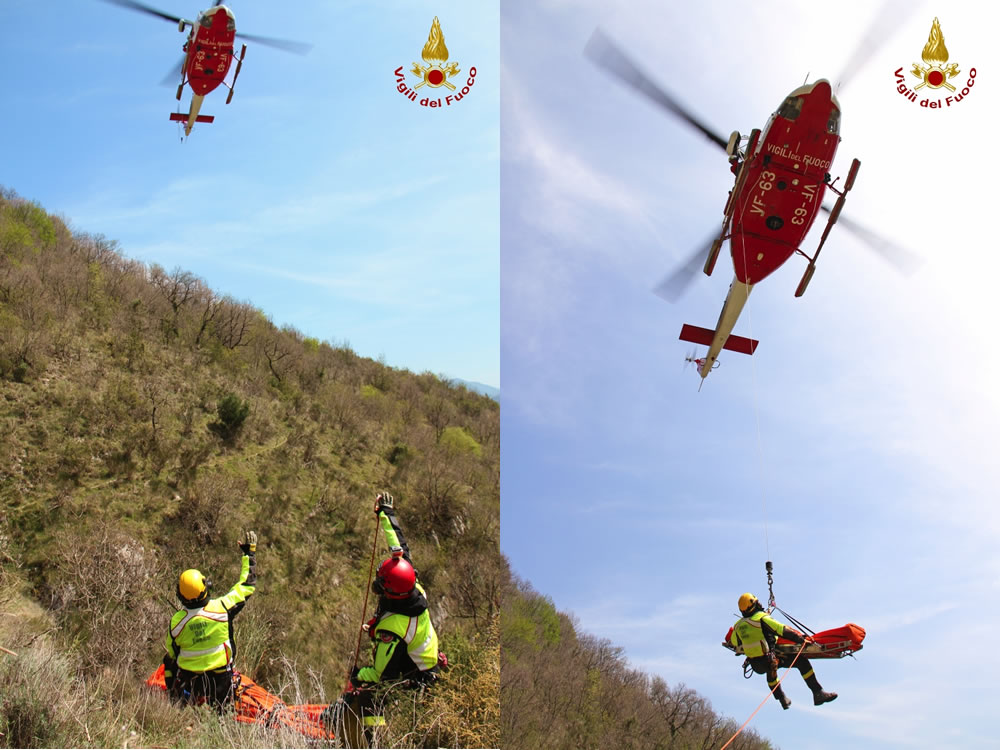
160, 530, 258, 708
730, 593, 837, 710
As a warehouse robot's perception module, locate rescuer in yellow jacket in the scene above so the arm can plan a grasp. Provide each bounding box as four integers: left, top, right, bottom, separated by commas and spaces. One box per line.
730, 593, 837, 710
353, 493, 440, 687
331, 493, 441, 744
161, 530, 257, 708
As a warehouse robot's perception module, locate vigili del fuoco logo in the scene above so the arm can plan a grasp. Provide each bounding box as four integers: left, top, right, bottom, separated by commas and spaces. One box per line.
894, 17, 976, 109
394, 17, 478, 108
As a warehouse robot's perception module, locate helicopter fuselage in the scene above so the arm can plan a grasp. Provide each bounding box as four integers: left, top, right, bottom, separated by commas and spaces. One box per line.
182, 5, 237, 97
727, 79, 841, 285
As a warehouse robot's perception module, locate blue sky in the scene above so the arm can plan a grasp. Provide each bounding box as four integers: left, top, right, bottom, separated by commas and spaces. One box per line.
502, 0, 999, 747
1, 0, 498, 387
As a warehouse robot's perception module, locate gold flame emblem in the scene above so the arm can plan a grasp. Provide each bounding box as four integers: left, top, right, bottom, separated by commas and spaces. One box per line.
411, 17, 460, 90
910, 18, 960, 91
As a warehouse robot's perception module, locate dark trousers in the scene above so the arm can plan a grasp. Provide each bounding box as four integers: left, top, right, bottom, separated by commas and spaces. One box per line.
331, 689, 384, 748
749, 652, 814, 676
169, 668, 235, 710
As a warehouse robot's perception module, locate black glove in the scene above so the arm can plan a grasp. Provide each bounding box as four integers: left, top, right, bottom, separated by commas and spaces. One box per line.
374, 492, 394, 515
349, 666, 366, 689
239, 530, 257, 555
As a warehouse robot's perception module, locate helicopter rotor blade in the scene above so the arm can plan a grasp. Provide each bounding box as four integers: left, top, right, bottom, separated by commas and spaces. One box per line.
652, 232, 719, 302
160, 55, 186, 86
234, 32, 312, 55
820, 204, 922, 275
101, 0, 191, 28
584, 28, 728, 152
835, 0, 914, 94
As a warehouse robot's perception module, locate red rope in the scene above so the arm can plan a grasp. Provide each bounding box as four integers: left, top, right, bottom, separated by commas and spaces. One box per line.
720, 641, 807, 750
347, 513, 381, 688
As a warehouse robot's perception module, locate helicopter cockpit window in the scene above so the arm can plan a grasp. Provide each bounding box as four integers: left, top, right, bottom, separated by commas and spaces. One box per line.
197, 12, 212, 28
777, 96, 803, 121
827, 107, 841, 135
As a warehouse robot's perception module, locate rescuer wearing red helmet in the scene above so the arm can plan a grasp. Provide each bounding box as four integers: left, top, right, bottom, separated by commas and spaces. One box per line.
331, 493, 441, 742
160, 530, 257, 708
730, 593, 837, 710
354, 492, 440, 686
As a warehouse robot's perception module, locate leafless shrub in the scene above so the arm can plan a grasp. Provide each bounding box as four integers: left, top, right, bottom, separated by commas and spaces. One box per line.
48, 523, 167, 674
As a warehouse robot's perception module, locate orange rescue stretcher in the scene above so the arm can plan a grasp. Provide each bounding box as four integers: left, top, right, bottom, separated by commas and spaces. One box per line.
146, 664, 336, 741
722, 623, 866, 659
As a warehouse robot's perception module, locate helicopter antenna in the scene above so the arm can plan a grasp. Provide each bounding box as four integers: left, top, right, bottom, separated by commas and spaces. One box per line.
802, 72, 810, 85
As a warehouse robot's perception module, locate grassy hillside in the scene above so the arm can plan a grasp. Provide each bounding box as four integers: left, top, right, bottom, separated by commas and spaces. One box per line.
0, 187, 500, 748
501, 577, 775, 750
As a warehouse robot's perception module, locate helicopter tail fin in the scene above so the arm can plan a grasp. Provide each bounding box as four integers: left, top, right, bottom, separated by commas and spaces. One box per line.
679, 324, 758, 355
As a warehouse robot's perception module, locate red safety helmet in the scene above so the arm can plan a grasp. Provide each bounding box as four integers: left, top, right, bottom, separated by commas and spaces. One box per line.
373, 556, 416, 599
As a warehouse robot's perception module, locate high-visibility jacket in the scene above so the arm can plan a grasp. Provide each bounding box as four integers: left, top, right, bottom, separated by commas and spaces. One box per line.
357, 585, 439, 683
730, 610, 789, 659
356, 508, 438, 683
165, 554, 255, 676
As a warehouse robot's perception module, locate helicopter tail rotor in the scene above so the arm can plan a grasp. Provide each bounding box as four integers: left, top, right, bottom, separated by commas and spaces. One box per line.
683, 349, 702, 372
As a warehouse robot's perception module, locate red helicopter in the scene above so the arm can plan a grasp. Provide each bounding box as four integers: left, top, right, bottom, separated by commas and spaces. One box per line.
585, 30, 916, 383
106, 0, 310, 136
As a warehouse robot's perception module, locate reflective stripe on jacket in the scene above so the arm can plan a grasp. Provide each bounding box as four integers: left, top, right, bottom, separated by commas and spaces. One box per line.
357, 607, 439, 682
165, 555, 255, 673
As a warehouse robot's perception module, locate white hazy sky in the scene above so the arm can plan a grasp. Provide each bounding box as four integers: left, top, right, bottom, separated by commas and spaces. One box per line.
1, 0, 498, 387
502, 0, 999, 747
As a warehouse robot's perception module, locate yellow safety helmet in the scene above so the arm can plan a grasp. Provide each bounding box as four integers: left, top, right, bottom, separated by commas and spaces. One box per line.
738, 592, 759, 615
178, 569, 209, 604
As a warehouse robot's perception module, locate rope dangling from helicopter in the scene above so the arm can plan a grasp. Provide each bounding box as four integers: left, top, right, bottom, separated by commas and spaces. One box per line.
731, 175, 771, 565
763, 560, 816, 636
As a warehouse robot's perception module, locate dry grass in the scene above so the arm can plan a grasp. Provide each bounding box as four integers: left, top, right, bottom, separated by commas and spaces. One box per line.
0, 188, 500, 749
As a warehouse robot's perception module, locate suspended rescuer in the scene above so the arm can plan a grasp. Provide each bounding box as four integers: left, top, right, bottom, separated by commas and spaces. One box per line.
160, 530, 258, 708
730, 593, 837, 710
328, 492, 443, 743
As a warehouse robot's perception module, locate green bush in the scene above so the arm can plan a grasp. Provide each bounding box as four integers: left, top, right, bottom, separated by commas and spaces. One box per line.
386, 442, 413, 466
210, 392, 250, 443
439, 427, 482, 456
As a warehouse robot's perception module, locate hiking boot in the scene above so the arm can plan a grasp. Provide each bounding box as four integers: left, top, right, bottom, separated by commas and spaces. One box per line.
773, 687, 792, 710
812, 690, 838, 706
804, 671, 837, 706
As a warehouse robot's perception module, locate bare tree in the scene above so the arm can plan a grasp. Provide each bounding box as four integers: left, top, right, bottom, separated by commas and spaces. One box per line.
149, 265, 200, 341
214, 296, 254, 349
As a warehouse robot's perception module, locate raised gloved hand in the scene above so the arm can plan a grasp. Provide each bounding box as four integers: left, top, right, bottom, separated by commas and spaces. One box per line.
374, 492, 394, 515
239, 530, 257, 555
349, 666, 369, 690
